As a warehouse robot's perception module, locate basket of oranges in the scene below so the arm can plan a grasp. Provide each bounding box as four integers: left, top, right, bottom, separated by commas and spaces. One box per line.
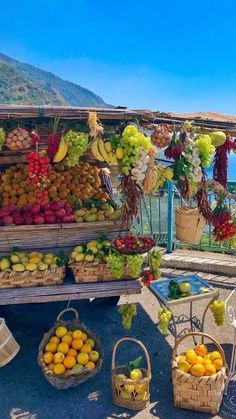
172, 332, 227, 415
37, 308, 103, 389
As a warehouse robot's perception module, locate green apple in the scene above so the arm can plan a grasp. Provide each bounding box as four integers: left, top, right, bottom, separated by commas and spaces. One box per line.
179, 282, 191, 293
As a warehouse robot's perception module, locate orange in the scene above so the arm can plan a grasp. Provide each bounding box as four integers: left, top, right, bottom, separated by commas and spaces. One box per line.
71, 338, 83, 350
45, 342, 58, 354
72, 330, 83, 339
55, 326, 67, 338
57, 342, 69, 354
50, 336, 60, 345
62, 334, 73, 345
43, 352, 53, 364
53, 363, 65, 375
81, 332, 88, 342
85, 361, 96, 370
196, 356, 204, 364
67, 331, 73, 336
195, 344, 207, 357
204, 362, 216, 376
48, 362, 55, 371
212, 358, 223, 370
77, 352, 89, 366
68, 348, 77, 357
53, 352, 65, 364
202, 358, 212, 367
190, 363, 205, 377
80, 344, 92, 354
63, 356, 76, 369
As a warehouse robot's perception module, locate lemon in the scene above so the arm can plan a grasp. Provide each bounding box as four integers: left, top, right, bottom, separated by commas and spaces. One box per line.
130, 369, 143, 380
116, 147, 124, 160
12, 263, 25, 272
75, 254, 85, 262
209, 351, 222, 361
120, 389, 132, 400
178, 360, 190, 373
43, 257, 54, 265
29, 256, 42, 264
55, 326, 67, 338
25, 263, 37, 271
11, 254, 20, 264
38, 263, 49, 271
0, 258, 11, 270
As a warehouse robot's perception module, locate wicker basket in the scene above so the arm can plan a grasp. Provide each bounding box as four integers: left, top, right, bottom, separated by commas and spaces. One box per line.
111, 337, 151, 411
69, 260, 134, 283
0, 265, 65, 289
37, 308, 103, 390
175, 206, 206, 244
0, 318, 20, 367
172, 332, 227, 415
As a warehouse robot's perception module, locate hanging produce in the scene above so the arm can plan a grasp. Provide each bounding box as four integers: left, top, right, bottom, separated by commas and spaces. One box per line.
119, 125, 151, 175
117, 303, 137, 329
0, 127, 5, 151
195, 134, 215, 167
26, 150, 51, 205
53, 137, 68, 163
210, 299, 225, 326
151, 123, 172, 148
212, 199, 236, 242
157, 307, 172, 335
213, 136, 235, 188
148, 249, 162, 276
64, 130, 88, 167
91, 137, 117, 165
88, 111, 104, 138
210, 131, 226, 147
164, 132, 184, 160
5, 128, 32, 151
121, 175, 142, 225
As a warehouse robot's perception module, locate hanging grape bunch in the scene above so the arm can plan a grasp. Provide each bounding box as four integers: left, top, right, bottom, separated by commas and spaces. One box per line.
210, 299, 225, 326
148, 250, 162, 276
63, 130, 88, 167
0, 127, 5, 151
151, 124, 172, 148
6, 128, 32, 151
107, 253, 124, 279
117, 303, 137, 329
157, 307, 172, 335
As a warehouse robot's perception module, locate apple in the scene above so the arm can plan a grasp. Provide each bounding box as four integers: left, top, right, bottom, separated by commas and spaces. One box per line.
89, 351, 99, 363
179, 282, 191, 293
210, 131, 226, 147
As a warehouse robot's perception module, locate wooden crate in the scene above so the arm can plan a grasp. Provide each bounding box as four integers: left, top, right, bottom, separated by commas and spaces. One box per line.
0, 221, 126, 253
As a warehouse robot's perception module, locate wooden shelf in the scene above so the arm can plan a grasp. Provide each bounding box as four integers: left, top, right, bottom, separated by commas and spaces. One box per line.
0, 279, 142, 305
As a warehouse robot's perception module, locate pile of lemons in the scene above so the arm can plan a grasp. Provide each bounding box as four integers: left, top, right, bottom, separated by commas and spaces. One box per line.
0, 251, 60, 273
43, 326, 100, 375
177, 344, 223, 377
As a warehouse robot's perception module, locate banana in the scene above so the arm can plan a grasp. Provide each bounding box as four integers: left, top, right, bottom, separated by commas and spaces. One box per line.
53, 137, 68, 162
104, 141, 112, 153
91, 139, 104, 162
98, 138, 111, 164
108, 152, 118, 165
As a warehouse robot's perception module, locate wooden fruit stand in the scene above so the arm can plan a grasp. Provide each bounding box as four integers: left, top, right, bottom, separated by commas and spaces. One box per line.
0, 105, 145, 305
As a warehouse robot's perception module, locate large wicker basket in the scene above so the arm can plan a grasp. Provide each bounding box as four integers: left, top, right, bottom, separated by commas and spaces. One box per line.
0, 318, 20, 367
172, 332, 227, 415
0, 265, 65, 289
112, 337, 151, 411
69, 260, 134, 283
37, 308, 103, 390
175, 206, 206, 244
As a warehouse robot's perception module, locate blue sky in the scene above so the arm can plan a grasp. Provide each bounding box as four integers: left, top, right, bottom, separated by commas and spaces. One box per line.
0, 0, 236, 112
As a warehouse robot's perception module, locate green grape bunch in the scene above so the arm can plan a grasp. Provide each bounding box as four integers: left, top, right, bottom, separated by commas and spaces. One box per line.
210, 299, 225, 326
195, 135, 215, 168
148, 250, 162, 276
0, 128, 6, 151
126, 254, 143, 278
107, 253, 124, 279
64, 130, 88, 167
120, 125, 151, 176
157, 307, 172, 335
118, 303, 137, 329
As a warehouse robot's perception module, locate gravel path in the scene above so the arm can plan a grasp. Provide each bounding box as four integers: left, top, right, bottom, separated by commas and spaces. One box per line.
0, 277, 235, 419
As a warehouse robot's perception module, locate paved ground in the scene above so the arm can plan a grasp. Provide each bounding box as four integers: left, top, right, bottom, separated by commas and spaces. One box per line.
0, 270, 236, 419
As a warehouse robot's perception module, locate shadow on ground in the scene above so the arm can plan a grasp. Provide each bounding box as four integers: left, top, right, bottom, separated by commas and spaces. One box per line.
0, 299, 234, 419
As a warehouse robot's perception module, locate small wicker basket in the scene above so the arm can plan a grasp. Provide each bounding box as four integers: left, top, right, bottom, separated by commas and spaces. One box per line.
111, 337, 151, 411
0, 265, 65, 289
69, 260, 133, 283
0, 318, 20, 367
175, 206, 206, 244
38, 308, 103, 390
172, 332, 227, 415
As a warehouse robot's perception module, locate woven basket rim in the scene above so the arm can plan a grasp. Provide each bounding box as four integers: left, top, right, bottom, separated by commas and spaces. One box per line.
112, 366, 150, 383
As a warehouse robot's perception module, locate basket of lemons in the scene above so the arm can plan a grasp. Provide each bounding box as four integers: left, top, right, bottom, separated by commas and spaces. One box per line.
38, 308, 103, 389
111, 337, 151, 410
172, 332, 227, 415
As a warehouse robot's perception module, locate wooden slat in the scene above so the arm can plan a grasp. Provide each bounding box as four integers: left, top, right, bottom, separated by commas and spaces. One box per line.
0, 280, 141, 305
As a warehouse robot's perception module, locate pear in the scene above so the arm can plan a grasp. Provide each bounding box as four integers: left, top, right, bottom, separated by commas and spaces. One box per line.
10, 254, 20, 264
75, 253, 85, 262
38, 263, 49, 271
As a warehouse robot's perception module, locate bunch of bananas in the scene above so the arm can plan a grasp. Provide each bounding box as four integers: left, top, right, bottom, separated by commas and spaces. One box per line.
91, 138, 118, 165
53, 137, 68, 163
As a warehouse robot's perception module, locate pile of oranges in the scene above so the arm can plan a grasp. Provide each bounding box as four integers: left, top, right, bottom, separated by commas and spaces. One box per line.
177, 344, 223, 377
0, 162, 109, 208
43, 325, 100, 375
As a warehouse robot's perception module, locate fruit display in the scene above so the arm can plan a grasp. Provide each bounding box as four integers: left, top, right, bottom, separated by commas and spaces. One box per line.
210, 131, 227, 147
0, 162, 108, 208
0, 200, 75, 226
184, 138, 202, 183
88, 111, 104, 138
107, 252, 125, 279
168, 279, 191, 299
0, 250, 65, 273
42, 325, 100, 376
70, 238, 112, 264
64, 130, 88, 167
131, 150, 150, 185
74, 199, 121, 223
176, 344, 224, 377
117, 303, 137, 329
0, 127, 5, 151
157, 307, 172, 335
141, 268, 159, 287
5, 128, 32, 151
195, 134, 215, 167
113, 233, 155, 254
151, 124, 172, 148
210, 299, 225, 326
91, 138, 118, 165
148, 249, 162, 276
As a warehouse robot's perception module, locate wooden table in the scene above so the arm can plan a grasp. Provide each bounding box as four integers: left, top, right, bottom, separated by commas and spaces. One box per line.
0, 279, 142, 305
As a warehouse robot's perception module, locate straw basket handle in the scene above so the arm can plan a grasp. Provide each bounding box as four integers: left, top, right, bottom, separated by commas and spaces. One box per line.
56, 308, 79, 322
111, 337, 151, 375
172, 332, 226, 366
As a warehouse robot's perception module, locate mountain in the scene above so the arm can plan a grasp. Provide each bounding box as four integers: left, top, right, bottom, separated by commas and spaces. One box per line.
0, 52, 109, 107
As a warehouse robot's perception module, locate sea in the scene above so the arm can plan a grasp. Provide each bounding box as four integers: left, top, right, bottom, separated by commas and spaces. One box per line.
205, 153, 236, 182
